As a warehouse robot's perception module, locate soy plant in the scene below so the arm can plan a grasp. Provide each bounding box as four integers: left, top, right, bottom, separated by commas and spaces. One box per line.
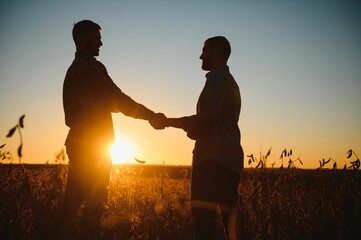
346, 149, 360, 170
317, 149, 360, 170
5, 114, 25, 163
279, 148, 303, 169
317, 158, 337, 170
0, 143, 13, 162
247, 147, 272, 169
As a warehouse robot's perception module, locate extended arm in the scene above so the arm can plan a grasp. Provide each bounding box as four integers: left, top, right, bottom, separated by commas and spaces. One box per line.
93, 61, 156, 120
149, 115, 196, 131
166, 116, 195, 131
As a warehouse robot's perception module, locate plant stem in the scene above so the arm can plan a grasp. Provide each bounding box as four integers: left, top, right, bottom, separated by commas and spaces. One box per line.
17, 124, 23, 163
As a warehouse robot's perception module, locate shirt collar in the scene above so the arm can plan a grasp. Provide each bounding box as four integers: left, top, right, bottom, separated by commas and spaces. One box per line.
205, 65, 229, 78
75, 52, 96, 62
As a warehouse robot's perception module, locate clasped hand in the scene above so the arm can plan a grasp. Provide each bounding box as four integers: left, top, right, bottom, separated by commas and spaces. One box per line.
149, 113, 168, 130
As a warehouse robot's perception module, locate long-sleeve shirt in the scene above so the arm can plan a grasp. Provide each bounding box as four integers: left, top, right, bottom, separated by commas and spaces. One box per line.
181, 65, 244, 172
63, 53, 154, 149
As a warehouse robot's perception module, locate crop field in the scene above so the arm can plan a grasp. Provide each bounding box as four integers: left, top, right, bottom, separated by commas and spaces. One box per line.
1, 163, 361, 240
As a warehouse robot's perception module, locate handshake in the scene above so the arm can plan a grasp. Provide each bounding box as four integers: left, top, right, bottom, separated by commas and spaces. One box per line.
149, 113, 168, 130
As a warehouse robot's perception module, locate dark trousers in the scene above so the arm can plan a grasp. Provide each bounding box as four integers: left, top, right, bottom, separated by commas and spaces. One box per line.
62, 143, 112, 240
191, 159, 240, 240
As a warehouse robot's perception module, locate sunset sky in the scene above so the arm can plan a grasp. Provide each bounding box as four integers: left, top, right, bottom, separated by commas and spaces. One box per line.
1, 0, 360, 169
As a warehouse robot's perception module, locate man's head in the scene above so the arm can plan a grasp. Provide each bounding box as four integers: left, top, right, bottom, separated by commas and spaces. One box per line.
72, 20, 102, 56
200, 36, 231, 71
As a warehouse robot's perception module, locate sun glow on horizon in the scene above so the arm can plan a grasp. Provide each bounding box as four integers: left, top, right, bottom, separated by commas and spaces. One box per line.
109, 135, 138, 164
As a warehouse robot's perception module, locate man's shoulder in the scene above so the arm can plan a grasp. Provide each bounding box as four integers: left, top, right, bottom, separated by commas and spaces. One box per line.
64, 60, 91, 82
65, 61, 88, 75
72, 58, 92, 66
68, 57, 102, 71
207, 67, 233, 84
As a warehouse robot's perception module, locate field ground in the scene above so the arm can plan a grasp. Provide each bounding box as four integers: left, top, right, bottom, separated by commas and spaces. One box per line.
1, 164, 361, 239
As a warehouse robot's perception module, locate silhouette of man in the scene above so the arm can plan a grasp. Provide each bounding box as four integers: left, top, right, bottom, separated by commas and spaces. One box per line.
63, 20, 164, 239
151, 36, 244, 240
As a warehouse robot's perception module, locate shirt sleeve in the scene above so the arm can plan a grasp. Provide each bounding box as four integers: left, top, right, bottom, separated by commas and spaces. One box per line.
187, 72, 226, 140
175, 115, 197, 131
92, 61, 155, 120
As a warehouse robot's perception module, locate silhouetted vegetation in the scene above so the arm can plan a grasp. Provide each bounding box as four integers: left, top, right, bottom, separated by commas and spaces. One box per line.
1, 116, 360, 239
4, 114, 25, 163
1, 162, 360, 239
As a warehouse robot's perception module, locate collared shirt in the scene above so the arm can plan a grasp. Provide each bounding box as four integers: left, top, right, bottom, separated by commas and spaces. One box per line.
63, 52, 154, 149
182, 65, 244, 172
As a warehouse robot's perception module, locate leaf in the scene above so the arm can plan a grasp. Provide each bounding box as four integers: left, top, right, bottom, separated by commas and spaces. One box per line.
350, 159, 360, 170
319, 160, 322, 167
19, 114, 25, 128
134, 158, 145, 164
290, 149, 293, 156
247, 154, 255, 162
18, 144, 23, 158
346, 149, 353, 159
265, 148, 272, 159
333, 162, 337, 170
282, 148, 287, 157
6, 126, 17, 138
324, 158, 331, 164
0, 143, 5, 150
299, 159, 303, 165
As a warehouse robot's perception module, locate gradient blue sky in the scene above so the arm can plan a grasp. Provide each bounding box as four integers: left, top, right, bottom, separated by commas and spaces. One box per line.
1, 0, 360, 168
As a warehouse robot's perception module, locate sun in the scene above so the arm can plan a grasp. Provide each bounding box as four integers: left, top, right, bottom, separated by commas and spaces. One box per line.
109, 135, 137, 164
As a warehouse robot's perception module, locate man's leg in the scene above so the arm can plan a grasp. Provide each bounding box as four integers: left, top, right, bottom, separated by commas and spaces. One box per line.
191, 160, 220, 240
192, 207, 217, 240
83, 157, 112, 239
216, 167, 240, 239
191, 159, 240, 240
62, 146, 88, 240
62, 144, 112, 240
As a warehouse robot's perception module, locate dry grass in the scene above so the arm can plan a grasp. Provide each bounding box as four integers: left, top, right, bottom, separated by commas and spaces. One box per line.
1, 163, 360, 239
238, 168, 361, 239
2, 115, 360, 239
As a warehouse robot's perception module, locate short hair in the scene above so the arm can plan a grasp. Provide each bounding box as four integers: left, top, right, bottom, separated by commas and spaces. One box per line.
72, 20, 101, 44
205, 36, 231, 60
